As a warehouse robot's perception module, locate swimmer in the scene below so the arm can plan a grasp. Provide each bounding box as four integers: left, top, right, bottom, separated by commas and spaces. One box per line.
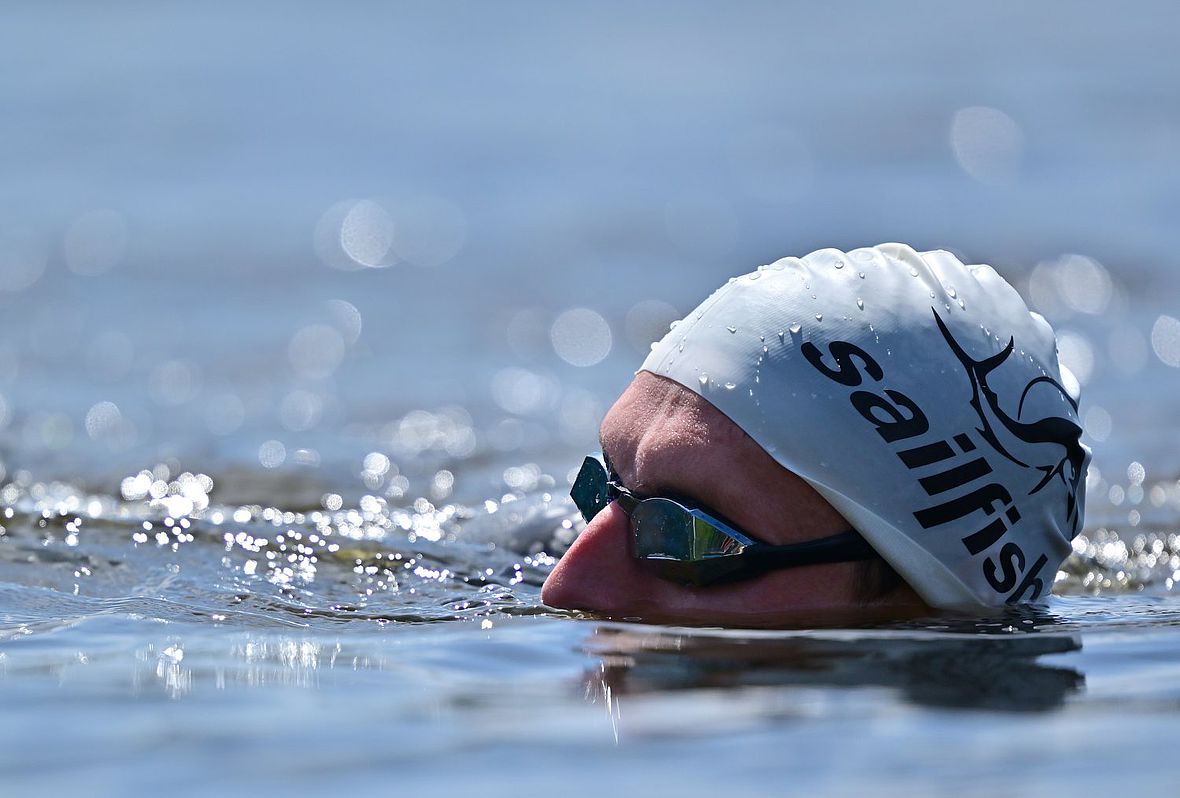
542, 243, 1090, 626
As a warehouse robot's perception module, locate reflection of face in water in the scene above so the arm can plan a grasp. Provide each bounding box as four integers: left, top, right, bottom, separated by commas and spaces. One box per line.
582, 621, 1083, 714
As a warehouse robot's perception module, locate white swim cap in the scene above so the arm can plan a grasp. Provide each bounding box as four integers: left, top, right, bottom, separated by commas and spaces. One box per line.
641, 243, 1090, 610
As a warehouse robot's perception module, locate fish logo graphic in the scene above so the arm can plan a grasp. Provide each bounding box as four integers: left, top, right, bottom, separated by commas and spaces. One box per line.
933, 309, 1086, 535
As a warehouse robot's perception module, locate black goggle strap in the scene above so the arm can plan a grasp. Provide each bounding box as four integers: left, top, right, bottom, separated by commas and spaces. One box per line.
743, 529, 877, 568
607, 481, 640, 514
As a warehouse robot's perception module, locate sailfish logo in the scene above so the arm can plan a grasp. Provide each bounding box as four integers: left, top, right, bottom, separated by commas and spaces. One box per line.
933, 310, 1086, 535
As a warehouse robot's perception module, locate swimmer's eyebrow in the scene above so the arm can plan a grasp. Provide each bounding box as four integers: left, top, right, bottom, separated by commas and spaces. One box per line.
598, 433, 734, 521
599, 435, 636, 485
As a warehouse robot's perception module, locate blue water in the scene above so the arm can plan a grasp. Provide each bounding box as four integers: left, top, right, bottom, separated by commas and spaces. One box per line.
1, 1, 1179, 794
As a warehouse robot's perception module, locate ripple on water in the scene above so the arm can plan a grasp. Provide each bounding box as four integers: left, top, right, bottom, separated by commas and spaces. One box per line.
0, 467, 570, 631
0, 455, 1177, 631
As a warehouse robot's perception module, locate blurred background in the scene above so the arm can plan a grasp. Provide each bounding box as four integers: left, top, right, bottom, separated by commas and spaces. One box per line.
0, 0, 1176, 504
3, 5, 1180, 794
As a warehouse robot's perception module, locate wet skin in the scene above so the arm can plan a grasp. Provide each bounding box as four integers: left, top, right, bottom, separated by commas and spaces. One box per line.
541, 372, 928, 627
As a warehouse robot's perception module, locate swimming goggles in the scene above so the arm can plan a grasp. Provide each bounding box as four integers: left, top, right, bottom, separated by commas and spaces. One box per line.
570, 454, 877, 586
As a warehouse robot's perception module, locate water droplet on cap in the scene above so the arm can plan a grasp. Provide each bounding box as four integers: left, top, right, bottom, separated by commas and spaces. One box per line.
788, 323, 802, 335
910, 268, 919, 277
698, 373, 709, 387
858, 271, 865, 279
814, 314, 823, 322
947, 286, 957, 298
748, 272, 761, 281
724, 381, 736, 390
727, 326, 737, 334
669, 319, 680, 330
856, 298, 864, 310
833, 259, 844, 269
958, 299, 966, 309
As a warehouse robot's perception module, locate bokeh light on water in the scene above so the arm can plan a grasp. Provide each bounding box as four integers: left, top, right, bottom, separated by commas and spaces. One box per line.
315, 196, 467, 271
1056, 330, 1095, 385
950, 105, 1024, 186
1027, 254, 1115, 320
1150, 315, 1180, 367
339, 200, 397, 269
324, 298, 363, 345
550, 308, 613, 367
258, 440, 287, 469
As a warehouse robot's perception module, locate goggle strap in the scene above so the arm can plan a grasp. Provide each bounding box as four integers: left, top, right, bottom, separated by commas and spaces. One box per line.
611, 486, 640, 514
745, 530, 877, 568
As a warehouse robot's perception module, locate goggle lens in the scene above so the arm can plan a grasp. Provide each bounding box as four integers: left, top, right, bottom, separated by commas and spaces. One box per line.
630, 500, 746, 561
570, 456, 612, 522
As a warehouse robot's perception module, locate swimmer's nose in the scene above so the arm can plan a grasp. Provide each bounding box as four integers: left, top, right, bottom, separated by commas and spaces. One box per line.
541, 502, 648, 613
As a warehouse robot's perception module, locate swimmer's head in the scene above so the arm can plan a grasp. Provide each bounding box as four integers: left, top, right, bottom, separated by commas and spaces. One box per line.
542, 243, 1090, 621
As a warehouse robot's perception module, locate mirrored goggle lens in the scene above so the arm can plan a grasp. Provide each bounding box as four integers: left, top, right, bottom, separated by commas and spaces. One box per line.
629, 499, 748, 561
570, 456, 611, 522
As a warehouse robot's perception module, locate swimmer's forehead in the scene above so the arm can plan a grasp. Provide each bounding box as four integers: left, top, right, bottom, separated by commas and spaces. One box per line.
598, 372, 847, 543
599, 373, 744, 491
